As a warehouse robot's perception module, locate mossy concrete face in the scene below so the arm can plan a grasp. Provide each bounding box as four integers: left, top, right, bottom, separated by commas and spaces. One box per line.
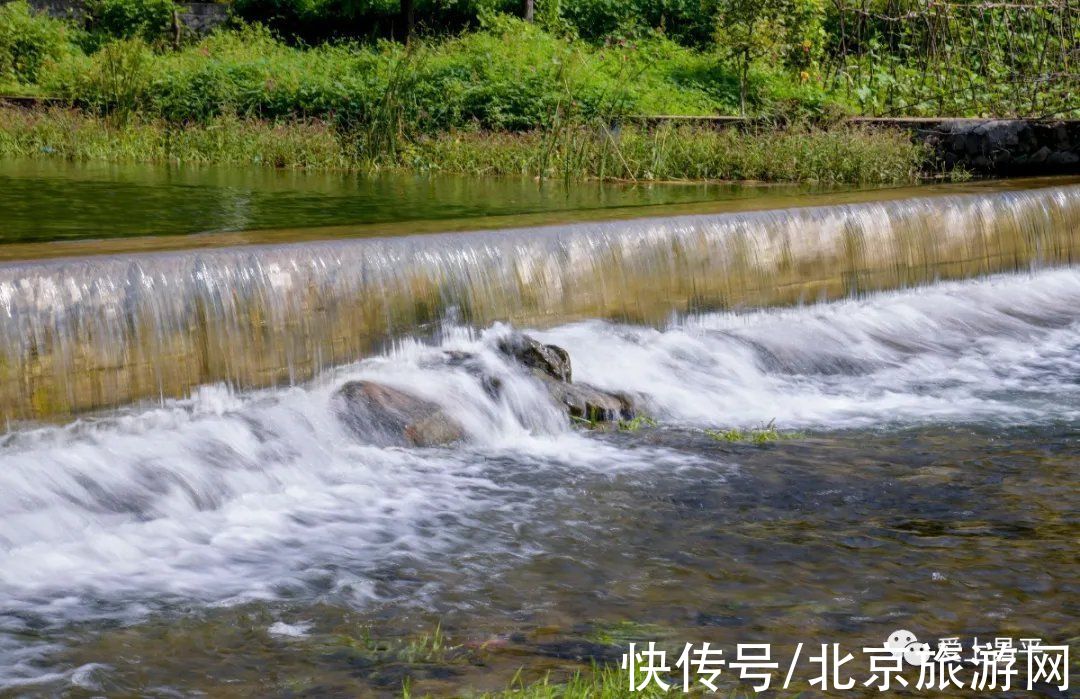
1, 184, 1079, 423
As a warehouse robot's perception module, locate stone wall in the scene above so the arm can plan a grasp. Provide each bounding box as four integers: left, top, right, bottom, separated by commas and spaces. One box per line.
853, 118, 1080, 175
21, 0, 228, 34
176, 2, 228, 34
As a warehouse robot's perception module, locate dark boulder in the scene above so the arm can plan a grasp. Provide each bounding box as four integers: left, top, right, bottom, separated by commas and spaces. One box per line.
497, 333, 572, 382
334, 380, 465, 447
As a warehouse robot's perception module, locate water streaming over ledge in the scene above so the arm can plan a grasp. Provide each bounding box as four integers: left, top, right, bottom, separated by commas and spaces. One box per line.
2, 183, 1079, 422
1, 267, 1079, 691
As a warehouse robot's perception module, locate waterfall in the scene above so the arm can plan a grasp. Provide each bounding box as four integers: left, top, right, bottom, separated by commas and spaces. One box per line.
2, 184, 1078, 422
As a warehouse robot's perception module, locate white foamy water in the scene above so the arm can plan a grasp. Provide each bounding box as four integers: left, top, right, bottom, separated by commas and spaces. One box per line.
1, 267, 1079, 687
539, 267, 1080, 428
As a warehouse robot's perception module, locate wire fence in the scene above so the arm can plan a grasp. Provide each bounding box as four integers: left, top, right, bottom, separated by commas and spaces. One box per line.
824, 0, 1079, 117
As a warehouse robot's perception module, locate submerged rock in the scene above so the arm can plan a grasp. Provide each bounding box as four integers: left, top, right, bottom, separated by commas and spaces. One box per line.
334, 380, 465, 447
498, 333, 572, 382
442, 350, 503, 398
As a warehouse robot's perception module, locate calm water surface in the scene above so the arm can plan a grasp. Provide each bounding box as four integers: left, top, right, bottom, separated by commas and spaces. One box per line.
0, 159, 854, 245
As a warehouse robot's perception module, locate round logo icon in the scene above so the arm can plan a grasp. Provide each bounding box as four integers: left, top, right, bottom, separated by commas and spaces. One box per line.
885, 629, 931, 666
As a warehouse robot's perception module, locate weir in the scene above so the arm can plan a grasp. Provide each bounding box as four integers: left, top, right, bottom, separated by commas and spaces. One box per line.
2, 183, 1079, 423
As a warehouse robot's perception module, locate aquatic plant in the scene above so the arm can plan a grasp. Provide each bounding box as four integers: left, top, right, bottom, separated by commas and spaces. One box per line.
617, 415, 658, 432
705, 420, 805, 443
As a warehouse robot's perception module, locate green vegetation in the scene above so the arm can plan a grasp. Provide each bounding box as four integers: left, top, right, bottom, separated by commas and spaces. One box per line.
0, 107, 926, 182
0, 0, 76, 86
81, 0, 180, 49
403, 123, 924, 182
705, 420, 805, 444
469, 665, 672, 699
617, 415, 658, 432
0, 0, 1073, 180
333, 622, 457, 666
30, 20, 799, 127
0, 107, 353, 168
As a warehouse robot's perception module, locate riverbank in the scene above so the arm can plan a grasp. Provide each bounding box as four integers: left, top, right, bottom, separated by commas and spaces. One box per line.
6, 1, 1075, 183
0, 107, 929, 183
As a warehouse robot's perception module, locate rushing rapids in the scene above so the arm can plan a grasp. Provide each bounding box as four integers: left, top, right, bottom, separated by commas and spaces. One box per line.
1, 183, 1079, 423
1, 268, 1079, 690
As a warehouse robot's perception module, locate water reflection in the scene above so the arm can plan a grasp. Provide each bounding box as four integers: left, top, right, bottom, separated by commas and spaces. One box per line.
0, 159, 849, 245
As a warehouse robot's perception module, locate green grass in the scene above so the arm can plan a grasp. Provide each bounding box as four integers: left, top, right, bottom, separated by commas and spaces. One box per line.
617, 415, 658, 432
0, 107, 354, 168
705, 420, 805, 444
0, 4, 999, 184
331, 622, 456, 666
0, 7, 850, 135
29, 20, 786, 129
417, 664, 785, 698
402, 123, 926, 183
466, 665, 672, 699
0, 3, 1041, 183
2, 0, 1075, 133
0, 106, 929, 184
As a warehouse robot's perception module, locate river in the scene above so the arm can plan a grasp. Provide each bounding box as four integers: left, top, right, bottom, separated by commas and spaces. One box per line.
0, 162, 1076, 695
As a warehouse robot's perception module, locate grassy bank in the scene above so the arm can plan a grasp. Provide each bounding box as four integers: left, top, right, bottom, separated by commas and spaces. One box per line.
0, 106, 927, 183
0, 0, 1062, 183
401, 124, 924, 183
1, 10, 832, 128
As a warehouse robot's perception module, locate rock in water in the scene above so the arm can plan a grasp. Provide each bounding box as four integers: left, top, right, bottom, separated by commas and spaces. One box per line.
497, 333, 572, 382
544, 380, 636, 422
334, 381, 465, 447
499, 331, 636, 423
441, 350, 503, 398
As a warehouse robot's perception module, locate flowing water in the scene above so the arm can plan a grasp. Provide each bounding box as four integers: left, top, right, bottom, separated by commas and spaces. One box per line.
0, 167, 1077, 695
3, 175, 1080, 423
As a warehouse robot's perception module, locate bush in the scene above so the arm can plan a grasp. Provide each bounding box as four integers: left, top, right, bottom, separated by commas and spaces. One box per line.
560, 0, 718, 47
0, 1, 73, 85
82, 0, 180, 48
40, 20, 754, 130
231, 0, 517, 44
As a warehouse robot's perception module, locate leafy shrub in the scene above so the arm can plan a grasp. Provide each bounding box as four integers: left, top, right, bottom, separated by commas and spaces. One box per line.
82, 0, 180, 48
43, 38, 152, 118
231, 0, 517, 44
560, 0, 719, 47
40, 20, 747, 129
0, 1, 73, 84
